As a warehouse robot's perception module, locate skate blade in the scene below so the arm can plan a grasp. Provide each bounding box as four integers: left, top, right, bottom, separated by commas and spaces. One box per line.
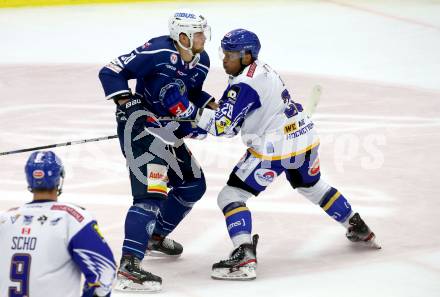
115, 277, 162, 293
146, 249, 182, 258
365, 237, 381, 249
211, 266, 256, 281
363, 232, 381, 249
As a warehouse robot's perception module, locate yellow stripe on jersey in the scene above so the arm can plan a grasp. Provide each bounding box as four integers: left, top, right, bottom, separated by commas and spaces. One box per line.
225, 207, 249, 218
322, 191, 341, 211
147, 185, 167, 195
248, 141, 320, 161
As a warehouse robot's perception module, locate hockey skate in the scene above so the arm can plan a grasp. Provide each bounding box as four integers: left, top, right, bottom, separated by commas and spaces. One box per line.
211, 234, 259, 281
146, 234, 183, 257
115, 254, 162, 292
346, 213, 381, 249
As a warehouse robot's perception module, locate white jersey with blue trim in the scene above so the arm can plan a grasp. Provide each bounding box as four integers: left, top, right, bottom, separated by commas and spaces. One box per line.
197, 59, 319, 159
0, 201, 116, 297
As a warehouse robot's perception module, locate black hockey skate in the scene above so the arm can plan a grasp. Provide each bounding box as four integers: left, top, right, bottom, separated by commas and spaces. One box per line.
146, 234, 183, 257
211, 234, 259, 281
346, 213, 381, 249
115, 254, 162, 292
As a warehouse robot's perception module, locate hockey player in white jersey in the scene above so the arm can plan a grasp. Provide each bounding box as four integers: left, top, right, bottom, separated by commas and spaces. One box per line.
179, 29, 381, 280
0, 151, 116, 296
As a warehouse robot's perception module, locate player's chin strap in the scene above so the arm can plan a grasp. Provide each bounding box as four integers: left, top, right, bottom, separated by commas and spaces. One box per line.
176, 39, 194, 57
57, 177, 64, 196
57, 168, 66, 196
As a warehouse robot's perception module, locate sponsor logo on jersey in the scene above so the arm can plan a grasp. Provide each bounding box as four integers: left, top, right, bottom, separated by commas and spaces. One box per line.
23, 215, 34, 225
170, 53, 178, 64
10, 214, 20, 224
51, 205, 84, 222
246, 62, 257, 77
177, 70, 187, 76
50, 217, 62, 225
149, 171, 166, 180
215, 117, 231, 134
166, 64, 177, 71
284, 122, 298, 134
21, 227, 31, 235
227, 89, 237, 100
286, 122, 314, 140
37, 215, 48, 225
227, 85, 240, 103
147, 164, 168, 195
33, 170, 45, 179
142, 42, 151, 49
308, 158, 320, 176
254, 169, 277, 186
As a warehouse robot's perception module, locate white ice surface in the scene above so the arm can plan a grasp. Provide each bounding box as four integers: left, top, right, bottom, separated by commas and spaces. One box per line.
1, 1, 440, 297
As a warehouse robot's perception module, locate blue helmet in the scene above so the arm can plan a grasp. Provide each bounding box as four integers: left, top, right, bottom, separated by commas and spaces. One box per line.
25, 151, 64, 193
221, 29, 261, 59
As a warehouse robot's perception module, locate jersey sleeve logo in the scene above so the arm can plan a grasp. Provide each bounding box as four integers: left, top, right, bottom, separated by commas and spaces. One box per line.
73, 249, 116, 288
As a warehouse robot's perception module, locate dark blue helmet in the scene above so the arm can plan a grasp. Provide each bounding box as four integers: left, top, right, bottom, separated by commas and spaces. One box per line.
221, 29, 261, 59
25, 151, 64, 193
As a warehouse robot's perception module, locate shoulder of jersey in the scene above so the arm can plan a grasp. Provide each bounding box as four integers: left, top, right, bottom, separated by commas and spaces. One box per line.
49, 202, 93, 224
236, 61, 266, 84
198, 51, 210, 69
138, 35, 178, 53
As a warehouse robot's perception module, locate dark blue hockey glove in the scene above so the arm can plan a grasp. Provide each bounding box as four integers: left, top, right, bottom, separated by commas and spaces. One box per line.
116, 97, 147, 131
160, 82, 198, 119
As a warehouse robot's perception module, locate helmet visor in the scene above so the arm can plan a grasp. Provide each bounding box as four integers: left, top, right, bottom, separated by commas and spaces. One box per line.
201, 24, 211, 42
218, 47, 242, 61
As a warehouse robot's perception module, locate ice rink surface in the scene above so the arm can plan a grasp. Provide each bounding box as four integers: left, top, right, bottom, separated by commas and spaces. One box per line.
1, 1, 440, 296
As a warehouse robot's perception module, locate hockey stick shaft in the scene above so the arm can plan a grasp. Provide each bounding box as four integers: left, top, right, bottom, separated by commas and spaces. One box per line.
0, 116, 194, 156
0, 135, 118, 156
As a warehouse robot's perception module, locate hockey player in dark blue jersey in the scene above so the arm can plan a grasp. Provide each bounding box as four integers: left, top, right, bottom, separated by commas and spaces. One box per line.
98, 9, 215, 292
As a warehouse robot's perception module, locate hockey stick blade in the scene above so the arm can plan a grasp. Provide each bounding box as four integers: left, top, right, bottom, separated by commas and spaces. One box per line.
304, 84, 322, 117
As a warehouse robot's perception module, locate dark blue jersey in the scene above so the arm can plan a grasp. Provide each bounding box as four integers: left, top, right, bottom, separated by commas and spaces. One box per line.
99, 35, 212, 117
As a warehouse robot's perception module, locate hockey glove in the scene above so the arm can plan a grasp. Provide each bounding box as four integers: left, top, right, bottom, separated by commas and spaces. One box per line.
115, 96, 147, 131
160, 82, 198, 119
185, 127, 208, 140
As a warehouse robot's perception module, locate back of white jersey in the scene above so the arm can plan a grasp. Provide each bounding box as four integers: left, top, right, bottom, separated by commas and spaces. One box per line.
0, 201, 93, 297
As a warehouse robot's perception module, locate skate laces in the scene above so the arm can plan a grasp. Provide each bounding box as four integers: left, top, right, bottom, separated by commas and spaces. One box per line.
161, 237, 175, 249
220, 246, 245, 264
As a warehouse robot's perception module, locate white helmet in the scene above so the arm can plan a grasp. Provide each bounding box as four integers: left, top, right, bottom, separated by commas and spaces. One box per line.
168, 9, 211, 54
